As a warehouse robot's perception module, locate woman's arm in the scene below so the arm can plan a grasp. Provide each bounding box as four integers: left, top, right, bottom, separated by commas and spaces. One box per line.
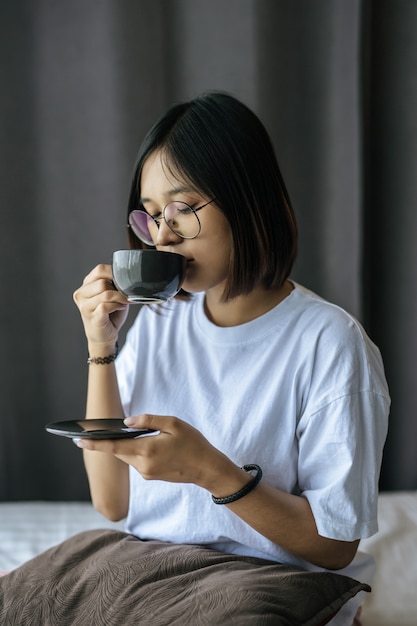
73, 264, 130, 521
204, 456, 360, 570
82, 360, 129, 521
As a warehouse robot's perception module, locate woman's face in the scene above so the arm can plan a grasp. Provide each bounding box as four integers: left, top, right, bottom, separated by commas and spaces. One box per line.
139, 150, 233, 297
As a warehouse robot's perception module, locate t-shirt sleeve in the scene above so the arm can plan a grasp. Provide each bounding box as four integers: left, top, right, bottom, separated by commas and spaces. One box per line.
295, 316, 390, 542
298, 390, 389, 541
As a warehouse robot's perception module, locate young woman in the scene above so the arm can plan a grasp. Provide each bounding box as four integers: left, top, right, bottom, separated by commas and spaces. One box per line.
72, 92, 389, 625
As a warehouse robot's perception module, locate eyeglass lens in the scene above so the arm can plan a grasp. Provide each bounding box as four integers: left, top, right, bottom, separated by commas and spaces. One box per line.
129, 202, 201, 245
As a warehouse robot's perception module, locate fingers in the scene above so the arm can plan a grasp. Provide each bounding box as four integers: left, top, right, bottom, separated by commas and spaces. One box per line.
76, 436, 127, 453
82, 264, 113, 286
73, 264, 129, 345
73, 264, 124, 307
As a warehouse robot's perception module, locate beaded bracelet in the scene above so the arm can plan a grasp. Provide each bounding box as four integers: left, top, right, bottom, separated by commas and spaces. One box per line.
212, 464, 263, 505
87, 342, 119, 365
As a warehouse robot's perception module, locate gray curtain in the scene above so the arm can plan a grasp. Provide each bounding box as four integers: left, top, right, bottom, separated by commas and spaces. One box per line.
1, 0, 416, 501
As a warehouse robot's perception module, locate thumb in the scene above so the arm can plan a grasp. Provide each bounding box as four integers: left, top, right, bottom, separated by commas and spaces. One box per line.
124, 413, 164, 432
124, 414, 178, 435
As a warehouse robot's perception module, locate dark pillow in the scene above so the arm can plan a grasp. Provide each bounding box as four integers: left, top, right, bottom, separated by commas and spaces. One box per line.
0, 529, 369, 625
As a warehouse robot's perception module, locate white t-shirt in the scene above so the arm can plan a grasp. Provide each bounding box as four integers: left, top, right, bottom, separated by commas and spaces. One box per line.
116, 283, 389, 620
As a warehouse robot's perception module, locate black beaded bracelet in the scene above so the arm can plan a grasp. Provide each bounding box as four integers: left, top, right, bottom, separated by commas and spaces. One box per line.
212, 464, 263, 505
87, 342, 119, 365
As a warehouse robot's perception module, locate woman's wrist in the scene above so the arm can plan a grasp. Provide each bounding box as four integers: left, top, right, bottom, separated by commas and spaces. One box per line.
200, 455, 253, 500
211, 465, 263, 505
87, 341, 119, 362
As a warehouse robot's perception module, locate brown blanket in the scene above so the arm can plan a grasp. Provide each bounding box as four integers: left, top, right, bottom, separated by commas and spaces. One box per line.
0, 529, 369, 625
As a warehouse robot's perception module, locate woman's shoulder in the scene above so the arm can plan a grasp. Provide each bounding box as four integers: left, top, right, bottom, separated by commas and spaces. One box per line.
290, 283, 365, 334
289, 284, 389, 402
288, 283, 385, 365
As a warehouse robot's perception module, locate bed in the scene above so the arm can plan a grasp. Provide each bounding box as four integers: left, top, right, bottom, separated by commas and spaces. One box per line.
1, 492, 416, 625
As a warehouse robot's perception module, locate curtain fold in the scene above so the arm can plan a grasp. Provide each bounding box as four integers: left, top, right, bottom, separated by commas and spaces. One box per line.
0, 0, 415, 500
362, 0, 417, 489
257, 0, 363, 317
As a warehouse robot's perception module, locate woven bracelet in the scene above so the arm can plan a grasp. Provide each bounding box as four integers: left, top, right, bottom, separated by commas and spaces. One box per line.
87, 342, 119, 365
212, 464, 263, 505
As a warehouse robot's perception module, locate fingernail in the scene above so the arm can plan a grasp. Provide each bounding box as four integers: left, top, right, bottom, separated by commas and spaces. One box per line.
72, 437, 81, 446
123, 417, 135, 426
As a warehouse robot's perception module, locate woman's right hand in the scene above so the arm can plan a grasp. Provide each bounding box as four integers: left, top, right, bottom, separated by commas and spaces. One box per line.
73, 264, 129, 351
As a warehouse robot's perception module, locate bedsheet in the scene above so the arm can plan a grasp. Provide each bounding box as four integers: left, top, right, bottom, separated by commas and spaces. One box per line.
0, 501, 124, 572
359, 491, 417, 626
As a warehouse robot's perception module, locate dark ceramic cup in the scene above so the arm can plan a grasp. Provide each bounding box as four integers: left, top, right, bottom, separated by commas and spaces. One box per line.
112, 249, 186, 303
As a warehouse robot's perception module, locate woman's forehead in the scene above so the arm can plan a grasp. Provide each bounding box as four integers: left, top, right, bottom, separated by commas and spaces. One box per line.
139, 150, 199, 201
140, 149, 197, 197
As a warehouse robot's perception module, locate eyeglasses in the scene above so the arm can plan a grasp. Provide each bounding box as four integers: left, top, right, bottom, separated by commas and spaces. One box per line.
128, 199, 215, 246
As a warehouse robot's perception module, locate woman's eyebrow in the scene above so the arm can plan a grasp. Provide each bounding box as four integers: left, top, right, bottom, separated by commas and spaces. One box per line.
140, 186, 195, 204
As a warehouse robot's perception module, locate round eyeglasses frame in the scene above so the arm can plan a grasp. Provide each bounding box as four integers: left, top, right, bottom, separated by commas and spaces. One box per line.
128, 198, 215, 246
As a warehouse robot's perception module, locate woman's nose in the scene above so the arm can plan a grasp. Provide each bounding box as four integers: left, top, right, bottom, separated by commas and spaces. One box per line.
155, 219, 182, 246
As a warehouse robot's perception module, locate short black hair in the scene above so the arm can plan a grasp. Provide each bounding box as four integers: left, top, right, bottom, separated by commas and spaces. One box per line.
127, 91, 297, 300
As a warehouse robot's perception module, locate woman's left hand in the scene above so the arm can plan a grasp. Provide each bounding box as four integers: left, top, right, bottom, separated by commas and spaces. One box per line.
76, 414, 234, 491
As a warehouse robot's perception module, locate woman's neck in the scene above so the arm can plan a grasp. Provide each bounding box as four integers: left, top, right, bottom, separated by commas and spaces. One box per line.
204, 281, 293, 328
